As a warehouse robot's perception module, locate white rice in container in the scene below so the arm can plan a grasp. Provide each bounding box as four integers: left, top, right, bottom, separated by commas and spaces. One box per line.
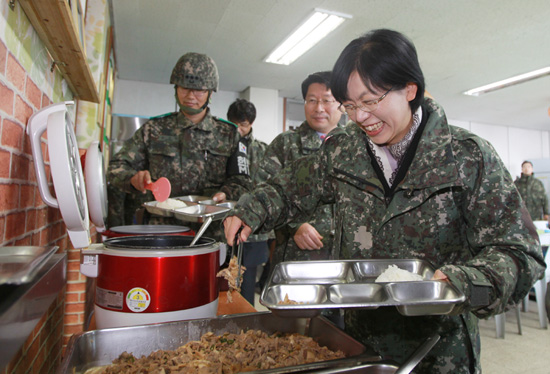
156, 198, 187, 209
375, 264, 423, 282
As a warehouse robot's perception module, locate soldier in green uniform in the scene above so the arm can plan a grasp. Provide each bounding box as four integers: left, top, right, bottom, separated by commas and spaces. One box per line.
255, 71, 342, 266
224, 29, 546, 373
226, 98, 269, 305
108, 53, 251, 236
514, 160, 549, 221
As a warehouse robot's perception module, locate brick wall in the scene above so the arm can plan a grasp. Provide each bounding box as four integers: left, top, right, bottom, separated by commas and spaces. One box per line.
0, 39, 97, 373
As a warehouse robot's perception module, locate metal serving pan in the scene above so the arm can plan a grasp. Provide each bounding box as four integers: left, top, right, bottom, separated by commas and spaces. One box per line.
260, 259, 465, 317
0, 246, 58, 285
144, 195, 236, 222
57, 312, 381, 374
216, 201, 236, 209
142, 196, 198, 217
179, 195, 211, 203
173, 204, 231, 223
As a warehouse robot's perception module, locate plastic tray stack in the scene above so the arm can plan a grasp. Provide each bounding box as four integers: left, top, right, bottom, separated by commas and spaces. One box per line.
143, 195, 235, 223
260, 259, 465, 317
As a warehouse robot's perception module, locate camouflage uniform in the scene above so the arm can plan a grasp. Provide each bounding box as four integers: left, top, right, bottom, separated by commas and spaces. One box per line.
255, 121, 336, 265
245, 128, 269, 242
514, 173, 549, 220
106, 182, 148, 227
232, 98, 546, 373
108, 52, 250, 238
238, 128, 269, 304
108, 109, 251, 237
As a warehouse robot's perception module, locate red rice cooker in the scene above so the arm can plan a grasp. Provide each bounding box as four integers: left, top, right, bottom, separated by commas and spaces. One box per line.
80, 235, 227, 329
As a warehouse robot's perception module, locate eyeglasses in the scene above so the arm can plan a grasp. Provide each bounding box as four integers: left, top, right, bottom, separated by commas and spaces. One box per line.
235, 120, 252, 128
305, 99, 338, 108
179, 87, 209, 98
338, 87, 393, 115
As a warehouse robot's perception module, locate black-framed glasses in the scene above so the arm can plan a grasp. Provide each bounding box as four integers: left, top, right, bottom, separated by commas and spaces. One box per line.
338, 87, 393, 115
179, 87, 209, 98
305, 99, 338, 108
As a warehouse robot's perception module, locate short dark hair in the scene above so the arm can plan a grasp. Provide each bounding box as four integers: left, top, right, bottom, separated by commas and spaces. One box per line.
301, 71, 332, 100
331, 29, 425, 113
227, 98, 256, 124
522, 160, 533, 167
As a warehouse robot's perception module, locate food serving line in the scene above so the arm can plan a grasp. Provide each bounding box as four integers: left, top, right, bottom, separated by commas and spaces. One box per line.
59, 196, 464, 374
24, 103, 464, 374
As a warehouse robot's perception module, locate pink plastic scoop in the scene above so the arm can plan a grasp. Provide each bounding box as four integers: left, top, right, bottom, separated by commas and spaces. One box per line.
145, 177, 171, 202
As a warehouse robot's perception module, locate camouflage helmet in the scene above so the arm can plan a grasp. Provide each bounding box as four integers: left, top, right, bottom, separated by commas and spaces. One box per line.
170, 52, 219, 92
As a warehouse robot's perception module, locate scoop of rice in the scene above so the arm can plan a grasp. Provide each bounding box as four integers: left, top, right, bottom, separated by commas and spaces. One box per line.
156, 198, 187, 209
375, 264, 423, 282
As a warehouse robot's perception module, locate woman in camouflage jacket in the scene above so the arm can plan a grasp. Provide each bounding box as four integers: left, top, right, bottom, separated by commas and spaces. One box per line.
224, 29, 546, 373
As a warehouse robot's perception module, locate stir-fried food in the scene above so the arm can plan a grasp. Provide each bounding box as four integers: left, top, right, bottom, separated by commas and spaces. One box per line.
86, 329, 345, 374
217, 255, 246, 302
278, 293, 305, 305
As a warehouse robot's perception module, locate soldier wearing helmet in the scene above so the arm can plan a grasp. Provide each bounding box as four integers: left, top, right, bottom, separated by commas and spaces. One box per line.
170, 52, 219, 117
108, 52, 251, 235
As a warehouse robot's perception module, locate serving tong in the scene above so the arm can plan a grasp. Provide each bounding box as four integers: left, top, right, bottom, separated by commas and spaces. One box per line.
232, 226, 245, 289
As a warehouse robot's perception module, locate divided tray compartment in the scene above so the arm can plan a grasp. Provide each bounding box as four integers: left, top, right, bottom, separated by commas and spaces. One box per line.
143, 195, 236, 222
142, 196, 199, 217
173, 204, 231, 223
260, 259, 465, 317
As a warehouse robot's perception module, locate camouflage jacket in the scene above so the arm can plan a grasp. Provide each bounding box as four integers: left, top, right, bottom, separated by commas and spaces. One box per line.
108, 110, 251, 238
108, 109, 251, 200
514, 173, 549, 220
243, 129, 269, 242
255, 121, 336, 264
245, 129, 267, 184
232, 98, 545, 373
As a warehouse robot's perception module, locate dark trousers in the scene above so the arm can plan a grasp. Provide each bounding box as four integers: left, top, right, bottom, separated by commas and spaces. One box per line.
240, 241, 269, 305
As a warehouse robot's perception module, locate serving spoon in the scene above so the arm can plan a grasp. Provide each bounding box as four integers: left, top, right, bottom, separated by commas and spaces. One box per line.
145, 177, 171, 202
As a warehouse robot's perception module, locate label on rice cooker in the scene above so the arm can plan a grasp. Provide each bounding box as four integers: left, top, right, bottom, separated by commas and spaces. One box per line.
96, 287, 123, 310
126, 287, 151, 312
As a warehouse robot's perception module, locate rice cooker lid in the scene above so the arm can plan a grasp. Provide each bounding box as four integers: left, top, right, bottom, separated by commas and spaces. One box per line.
84, 140, 107, 230
103, 235, 216, 251
109, 225, 191, 235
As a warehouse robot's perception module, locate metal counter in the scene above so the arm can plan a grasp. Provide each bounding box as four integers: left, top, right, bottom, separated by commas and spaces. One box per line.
0, 252, 67, 370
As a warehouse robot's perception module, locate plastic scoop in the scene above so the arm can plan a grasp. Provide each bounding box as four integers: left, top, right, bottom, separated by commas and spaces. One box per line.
145, 177, 171, 202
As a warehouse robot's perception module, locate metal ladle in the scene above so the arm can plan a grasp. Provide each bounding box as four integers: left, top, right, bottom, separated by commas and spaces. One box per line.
189, 216, 213, 246
395, 333, 440, 374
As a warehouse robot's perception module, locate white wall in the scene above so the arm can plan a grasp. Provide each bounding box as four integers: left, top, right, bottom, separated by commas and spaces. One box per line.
242, 86, 281, 144
449, 119, 550, 180
113, 79, 282, 144
113, 80, 174, 118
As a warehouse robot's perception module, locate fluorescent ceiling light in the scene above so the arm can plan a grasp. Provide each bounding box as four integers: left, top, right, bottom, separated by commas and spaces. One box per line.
265, 9, 351, 65
463, 66, 550, 96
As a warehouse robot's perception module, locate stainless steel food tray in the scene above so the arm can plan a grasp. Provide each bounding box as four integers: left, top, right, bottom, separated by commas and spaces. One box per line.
260, 259, 466, 317
144, 195, 236, 222
57, 312, 381, 374
142, 199, 195, 217
173, 204, 231, 223
0, 246, 58, 285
